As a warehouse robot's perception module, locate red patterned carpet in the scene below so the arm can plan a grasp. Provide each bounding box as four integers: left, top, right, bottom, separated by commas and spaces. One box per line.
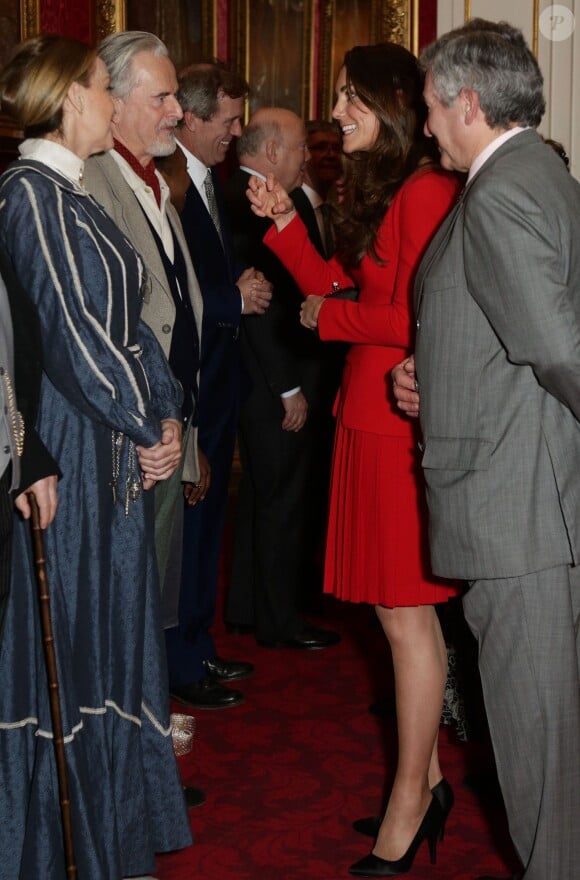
156, 587, 520, 880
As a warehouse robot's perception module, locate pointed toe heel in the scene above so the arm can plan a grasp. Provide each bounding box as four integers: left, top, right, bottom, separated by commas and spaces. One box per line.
349, 796, 444, 877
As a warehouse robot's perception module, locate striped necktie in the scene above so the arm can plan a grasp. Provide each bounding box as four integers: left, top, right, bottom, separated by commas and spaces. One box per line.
204, 169, 224, 248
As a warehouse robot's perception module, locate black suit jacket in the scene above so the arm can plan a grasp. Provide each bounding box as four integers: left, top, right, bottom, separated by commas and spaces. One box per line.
223, 168, 333, 417
290, 187, 325, 257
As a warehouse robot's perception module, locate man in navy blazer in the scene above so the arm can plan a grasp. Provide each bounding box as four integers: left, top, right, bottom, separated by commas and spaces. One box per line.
164, 62, 272, 710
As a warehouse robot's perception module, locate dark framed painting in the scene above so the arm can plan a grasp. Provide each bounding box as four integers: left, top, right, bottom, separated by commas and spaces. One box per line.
124, 0, 216, 71
230, 0, 315, 118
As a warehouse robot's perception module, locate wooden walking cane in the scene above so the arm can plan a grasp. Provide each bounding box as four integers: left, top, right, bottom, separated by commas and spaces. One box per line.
28, 492, 77, 880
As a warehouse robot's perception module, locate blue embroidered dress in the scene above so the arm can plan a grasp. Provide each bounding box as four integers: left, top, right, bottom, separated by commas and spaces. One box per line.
0, 141, 192, 879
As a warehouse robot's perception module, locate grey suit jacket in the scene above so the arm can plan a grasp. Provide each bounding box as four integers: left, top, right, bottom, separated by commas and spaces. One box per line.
415, 129, 580, 580
84, 151, 203, 482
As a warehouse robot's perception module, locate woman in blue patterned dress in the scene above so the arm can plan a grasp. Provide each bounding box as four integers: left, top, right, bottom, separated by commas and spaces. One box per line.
0, 35, 192, 879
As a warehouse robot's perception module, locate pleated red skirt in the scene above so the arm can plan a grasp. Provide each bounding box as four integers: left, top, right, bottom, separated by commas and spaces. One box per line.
323, 421, 461, 607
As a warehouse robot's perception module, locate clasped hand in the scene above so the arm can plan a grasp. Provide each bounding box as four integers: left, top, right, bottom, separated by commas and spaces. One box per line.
391, 355, 420, 417
137, 418, 183, 489
238, 266, 272, 315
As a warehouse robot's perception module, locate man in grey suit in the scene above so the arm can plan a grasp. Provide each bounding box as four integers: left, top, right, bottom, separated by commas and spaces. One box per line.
83, 32, 203, 621
393, 19, 580, 880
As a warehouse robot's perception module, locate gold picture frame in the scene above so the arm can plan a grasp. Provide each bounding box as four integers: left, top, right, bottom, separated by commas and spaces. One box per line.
95, 0, 126, 42
319, 0, 416, 118
19, 0, 39, 40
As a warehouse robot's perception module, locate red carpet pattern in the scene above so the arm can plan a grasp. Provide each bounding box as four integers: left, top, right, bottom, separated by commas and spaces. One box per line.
156, 595, 520, 880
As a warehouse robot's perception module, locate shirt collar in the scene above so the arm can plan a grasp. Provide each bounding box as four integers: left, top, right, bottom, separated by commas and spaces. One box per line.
19, 138, 84, 186
467, 127, 528, 182
239, 165, 266, 181
176, 140, 209, 191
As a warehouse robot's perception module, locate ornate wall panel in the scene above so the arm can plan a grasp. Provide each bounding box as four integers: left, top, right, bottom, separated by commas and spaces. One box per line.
95, 0, 125, 42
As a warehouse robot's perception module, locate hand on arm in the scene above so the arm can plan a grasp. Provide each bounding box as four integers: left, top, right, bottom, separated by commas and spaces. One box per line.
281, 389, 308, 432
183, 447, 211, 506
246, 174, 297, 232
391, 355, 420, 417
15, 475, 58, 529
137, 418, 183, 488
238, 267, 273, 315
300, 295, 325, 330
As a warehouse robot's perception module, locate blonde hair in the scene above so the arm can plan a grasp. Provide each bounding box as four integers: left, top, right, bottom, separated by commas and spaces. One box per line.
0, 34, 96, 137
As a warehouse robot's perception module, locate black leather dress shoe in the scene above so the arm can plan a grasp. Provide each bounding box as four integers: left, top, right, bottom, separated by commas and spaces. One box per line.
171, 680, 244, 709
183, 785, 206, 809
258, 623, 341, 650
202, 656, 254, 682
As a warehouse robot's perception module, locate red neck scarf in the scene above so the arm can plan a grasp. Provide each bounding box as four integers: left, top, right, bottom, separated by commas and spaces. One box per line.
114, 139, 161, 208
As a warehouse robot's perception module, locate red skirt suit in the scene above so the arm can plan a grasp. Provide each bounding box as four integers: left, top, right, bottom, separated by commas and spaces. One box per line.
264, 167, 461, 606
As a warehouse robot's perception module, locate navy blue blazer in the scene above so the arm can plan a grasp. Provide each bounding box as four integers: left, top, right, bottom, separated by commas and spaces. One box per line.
179, 169, 243, 448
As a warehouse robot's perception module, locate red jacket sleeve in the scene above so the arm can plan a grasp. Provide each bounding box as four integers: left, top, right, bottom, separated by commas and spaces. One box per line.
264, 214, 354, 295
264, 170, 460, 348
318, 170, 460, 346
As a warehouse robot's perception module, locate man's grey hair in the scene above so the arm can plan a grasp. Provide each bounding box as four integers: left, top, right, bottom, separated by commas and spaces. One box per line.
237, 117, 282, 159
98, 31, 169, 99
420, 18, 545, 129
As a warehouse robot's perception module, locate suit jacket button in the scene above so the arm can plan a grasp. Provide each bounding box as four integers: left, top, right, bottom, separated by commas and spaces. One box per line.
162, 323, 171, 334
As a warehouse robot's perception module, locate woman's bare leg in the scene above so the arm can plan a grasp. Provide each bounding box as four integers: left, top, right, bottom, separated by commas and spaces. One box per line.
372, 603, 447, 860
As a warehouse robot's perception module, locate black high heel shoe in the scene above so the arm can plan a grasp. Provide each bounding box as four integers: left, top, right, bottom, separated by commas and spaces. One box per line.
352, 777, 454, 842
349, 796, 444, 877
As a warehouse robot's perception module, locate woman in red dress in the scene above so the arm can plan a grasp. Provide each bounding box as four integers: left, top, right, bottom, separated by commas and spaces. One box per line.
248, 43, 461, 876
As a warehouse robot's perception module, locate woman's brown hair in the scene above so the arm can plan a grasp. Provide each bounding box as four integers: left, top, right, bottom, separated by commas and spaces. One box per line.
0, 34, 96, 138
334, 42, 438, 269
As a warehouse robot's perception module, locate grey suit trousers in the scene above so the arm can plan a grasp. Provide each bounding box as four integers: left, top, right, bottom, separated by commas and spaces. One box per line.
463, 564, 580, 880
